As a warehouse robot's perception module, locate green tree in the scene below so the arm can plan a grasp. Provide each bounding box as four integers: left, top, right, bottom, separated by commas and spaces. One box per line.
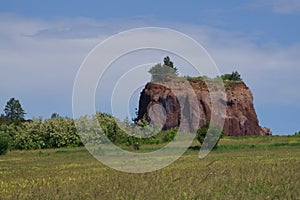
163, 56, 174, 68
51, 113, 60, 119
197, 122, 223, 150
4, 98, 26, 121
149, 56, 178, 82
221, 71, 242, 81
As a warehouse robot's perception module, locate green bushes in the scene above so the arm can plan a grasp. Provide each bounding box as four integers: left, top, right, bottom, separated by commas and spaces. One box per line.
96, 112, 177, 146
0, 134, 9, 155
43, 117, 81, 148
0, 112, 175, 151
220, 71, 242, 81
162, 128, 178, 142
197, 123, 223, 149
148, 57, 178, 82
1, 111, 228, 152
0, 117, 82, 150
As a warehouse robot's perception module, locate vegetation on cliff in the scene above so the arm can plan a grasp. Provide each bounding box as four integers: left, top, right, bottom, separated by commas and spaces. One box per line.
186, 71, 243, 83
148, 56, 243, 95
148, 56, 178, 82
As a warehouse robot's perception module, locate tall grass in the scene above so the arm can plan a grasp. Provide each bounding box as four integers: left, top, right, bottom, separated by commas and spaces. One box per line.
0, 136, 299, 199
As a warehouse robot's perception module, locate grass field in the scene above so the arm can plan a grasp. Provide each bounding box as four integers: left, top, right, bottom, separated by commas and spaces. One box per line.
0, 136, 299, 199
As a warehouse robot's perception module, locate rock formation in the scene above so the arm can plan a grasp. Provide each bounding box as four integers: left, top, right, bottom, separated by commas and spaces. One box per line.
136, 78, 272, 136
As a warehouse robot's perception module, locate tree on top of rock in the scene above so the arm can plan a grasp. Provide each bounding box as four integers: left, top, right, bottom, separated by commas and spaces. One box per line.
149, 56, 178, 82
221, 71, 242, 81
163, 56, 173, 68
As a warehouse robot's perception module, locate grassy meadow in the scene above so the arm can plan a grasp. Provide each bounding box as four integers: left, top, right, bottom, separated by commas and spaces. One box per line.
0, 135, 299, 199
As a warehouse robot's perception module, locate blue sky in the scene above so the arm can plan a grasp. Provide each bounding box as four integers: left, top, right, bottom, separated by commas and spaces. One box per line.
0, 0, 299, 134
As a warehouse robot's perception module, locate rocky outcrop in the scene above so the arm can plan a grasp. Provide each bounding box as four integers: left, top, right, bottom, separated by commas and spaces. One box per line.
136, 79, 271, 136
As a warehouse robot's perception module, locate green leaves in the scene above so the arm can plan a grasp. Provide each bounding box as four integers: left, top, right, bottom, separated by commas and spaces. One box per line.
149, 57, 178, 82
197, 122, 223, 150
0, 117, 82, 150
43, 117, 81, 148
220, 71, 242, 82
0, 133, 9, 155
4, 98, 26, 121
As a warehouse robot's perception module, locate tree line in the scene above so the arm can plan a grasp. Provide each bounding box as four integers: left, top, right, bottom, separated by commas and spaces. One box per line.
0, 98, 223, 156
0, 97, 180, 154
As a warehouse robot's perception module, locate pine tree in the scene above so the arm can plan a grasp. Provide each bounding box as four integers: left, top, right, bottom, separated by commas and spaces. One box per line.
4, 98, 26, 121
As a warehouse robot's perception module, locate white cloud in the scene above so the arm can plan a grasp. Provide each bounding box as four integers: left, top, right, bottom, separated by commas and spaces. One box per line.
271, 0, 300, 14
251, 0, 300, 14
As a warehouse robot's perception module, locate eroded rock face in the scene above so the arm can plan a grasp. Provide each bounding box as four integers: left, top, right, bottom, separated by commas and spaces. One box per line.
136, 80, 272, 136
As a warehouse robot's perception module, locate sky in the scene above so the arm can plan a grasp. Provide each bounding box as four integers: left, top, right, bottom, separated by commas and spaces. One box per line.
0, 0, 299, 135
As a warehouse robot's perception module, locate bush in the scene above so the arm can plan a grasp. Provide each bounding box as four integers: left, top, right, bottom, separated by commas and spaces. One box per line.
0, 116, 83, 150
149, 64, 178, 82
221, 71, 242, 81
13, 121, 45, 150
162, 128, 178, 142
0, 134, 9, 155
43, 117, 81, 148
197, 123, 223, 150
148, 57, 178, 82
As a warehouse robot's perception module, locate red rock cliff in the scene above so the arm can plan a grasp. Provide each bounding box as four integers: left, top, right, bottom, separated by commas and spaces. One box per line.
136, 79, 271, 136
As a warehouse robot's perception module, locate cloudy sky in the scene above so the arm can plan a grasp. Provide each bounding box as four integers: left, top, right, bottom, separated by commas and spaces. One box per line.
0, 0, 299, 135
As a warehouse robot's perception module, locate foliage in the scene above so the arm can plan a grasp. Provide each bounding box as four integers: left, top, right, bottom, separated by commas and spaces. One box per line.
96, 112, 128, 144
197, 122, 224, 149
186, 72, 242, 84
0, 116, 82, 150
4, 98, 26, 121
11, 122, 44, 150
0, 114, 10, 125
185, 76, 207, 82
0, 133, 9, 155
163, 56, 174, 69
75, 115, 106, 146
43, 117, 81, 148
51, 113, 60, 119
220, 71, 242, 81
149, 63, 178, 82
149, 56, 178, 82
0, 111, 181, 151
162, 127, 178, 142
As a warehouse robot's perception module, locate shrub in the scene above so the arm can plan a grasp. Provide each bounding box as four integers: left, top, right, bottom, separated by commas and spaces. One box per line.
148, 57, 178, 82
43, 117, 81, 148
149, 64, 178, 82
162, 128, 178, 142
221, 71, 242, 81
197, 123, 223, 150
0, 134, 9, 155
